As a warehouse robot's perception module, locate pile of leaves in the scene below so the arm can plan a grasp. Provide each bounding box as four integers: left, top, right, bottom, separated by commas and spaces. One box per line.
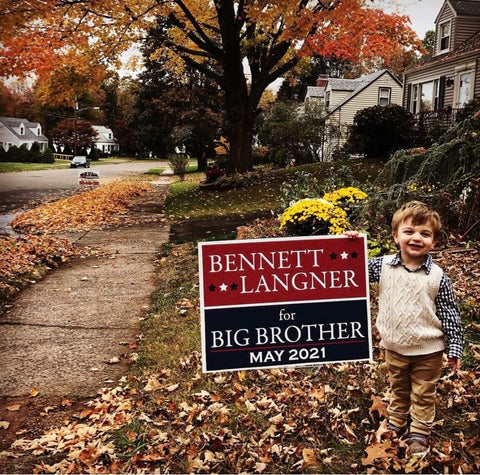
11, 181, 153, 234
2, 242, 478, 474
0, 235, 78, 307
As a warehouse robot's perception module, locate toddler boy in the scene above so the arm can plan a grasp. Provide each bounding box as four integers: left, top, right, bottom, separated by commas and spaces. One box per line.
347, 201, 464, 456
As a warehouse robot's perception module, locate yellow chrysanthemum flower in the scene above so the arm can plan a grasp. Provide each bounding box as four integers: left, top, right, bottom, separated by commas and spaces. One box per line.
280, 198, 349, 236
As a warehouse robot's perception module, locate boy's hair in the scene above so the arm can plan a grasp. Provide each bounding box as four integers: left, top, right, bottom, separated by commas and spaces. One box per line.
391, 201, 443, 240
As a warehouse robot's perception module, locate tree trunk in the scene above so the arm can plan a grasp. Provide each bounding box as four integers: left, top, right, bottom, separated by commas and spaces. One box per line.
222, 77, 256, 174
227, 109, 254, 174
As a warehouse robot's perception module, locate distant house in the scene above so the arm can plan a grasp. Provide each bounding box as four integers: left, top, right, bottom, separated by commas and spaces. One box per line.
0, 117, 49, 152
403, 0, 480, 121
304, 70, 403, 159
92, 125, 119, 155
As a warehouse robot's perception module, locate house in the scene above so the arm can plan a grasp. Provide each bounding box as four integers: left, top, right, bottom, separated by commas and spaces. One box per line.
403, 0, 480, 120
92, 125, 119, 155
304, 70, 403, 159
0, 117, 49, 152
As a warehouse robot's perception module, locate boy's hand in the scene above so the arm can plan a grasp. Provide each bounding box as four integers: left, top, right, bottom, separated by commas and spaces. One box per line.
447, 357, 461, 371
344, 230, 359, 239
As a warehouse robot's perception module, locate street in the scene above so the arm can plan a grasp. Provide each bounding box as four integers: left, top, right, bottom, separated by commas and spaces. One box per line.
0, 160, 167, 213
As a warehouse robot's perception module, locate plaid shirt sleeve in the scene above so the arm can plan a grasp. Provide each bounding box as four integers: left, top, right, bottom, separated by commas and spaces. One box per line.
368, 256, 383, 283
436, 273, 464, 359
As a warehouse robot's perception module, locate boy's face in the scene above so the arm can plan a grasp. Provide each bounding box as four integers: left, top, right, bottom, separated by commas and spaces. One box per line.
393, 218, 437, 266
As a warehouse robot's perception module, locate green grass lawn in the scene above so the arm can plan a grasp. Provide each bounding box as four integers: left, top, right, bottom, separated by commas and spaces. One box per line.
0, 161, 72, 172
165, 159, 383, 220
0, 156, 163, 173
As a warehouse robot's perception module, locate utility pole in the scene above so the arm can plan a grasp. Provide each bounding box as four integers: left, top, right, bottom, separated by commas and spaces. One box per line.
73, 101, 100, 156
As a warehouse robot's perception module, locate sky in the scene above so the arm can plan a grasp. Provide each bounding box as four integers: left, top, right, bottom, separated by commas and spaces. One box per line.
378, 0, 440, 38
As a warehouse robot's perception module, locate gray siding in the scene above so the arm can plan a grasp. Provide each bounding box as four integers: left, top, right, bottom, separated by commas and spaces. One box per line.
403, 52, 479, 110
456, 16, 480, 44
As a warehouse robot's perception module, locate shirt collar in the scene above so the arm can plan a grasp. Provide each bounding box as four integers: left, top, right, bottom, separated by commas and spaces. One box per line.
388, 252, 433, 274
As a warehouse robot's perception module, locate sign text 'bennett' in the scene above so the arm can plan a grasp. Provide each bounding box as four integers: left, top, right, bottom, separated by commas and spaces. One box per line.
201, 237, 366, 306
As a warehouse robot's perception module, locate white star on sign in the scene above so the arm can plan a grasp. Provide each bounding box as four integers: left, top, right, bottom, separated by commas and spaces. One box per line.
219, 283, 228, 291
340, 251, 349, 260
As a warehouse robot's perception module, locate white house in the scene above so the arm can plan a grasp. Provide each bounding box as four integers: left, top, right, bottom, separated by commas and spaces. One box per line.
92, 125, 119, 154
0, 117, 49, 152
304, 70, 403, 159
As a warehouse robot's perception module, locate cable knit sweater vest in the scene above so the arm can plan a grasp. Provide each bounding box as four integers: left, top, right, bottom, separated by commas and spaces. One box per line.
377, 255, 445, 356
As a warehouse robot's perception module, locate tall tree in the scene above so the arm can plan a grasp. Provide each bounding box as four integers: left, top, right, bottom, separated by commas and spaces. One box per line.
51, 119, 98, 155
0, 0, 423, 173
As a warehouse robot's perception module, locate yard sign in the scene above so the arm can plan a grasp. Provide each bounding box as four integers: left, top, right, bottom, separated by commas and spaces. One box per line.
198, 235, 372, 372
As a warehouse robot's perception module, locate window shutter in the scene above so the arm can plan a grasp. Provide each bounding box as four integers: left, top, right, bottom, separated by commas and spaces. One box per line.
438, 76, 446, 109
406, 84, 412, 112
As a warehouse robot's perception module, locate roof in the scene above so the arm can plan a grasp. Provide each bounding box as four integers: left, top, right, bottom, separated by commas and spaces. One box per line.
92, 125, 118, 144
0, 117, 48, 142
327, 78, 359, 91
305, 86, 325, 99
448, 0, 480, 16
406, 29, 480, 72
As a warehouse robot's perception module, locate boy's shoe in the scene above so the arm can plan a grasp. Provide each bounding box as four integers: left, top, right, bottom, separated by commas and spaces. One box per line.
406, 433, 430, 457
387, 422, 408, 439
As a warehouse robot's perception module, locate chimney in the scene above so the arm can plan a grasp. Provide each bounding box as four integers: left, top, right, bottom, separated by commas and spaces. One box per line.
316, 74, 328, 87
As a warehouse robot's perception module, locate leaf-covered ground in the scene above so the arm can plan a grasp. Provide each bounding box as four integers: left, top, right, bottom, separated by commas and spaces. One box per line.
0, 175, 479, 474
10, 181, 153, 234
1, 239, 478, 474
0, 181, 154, 311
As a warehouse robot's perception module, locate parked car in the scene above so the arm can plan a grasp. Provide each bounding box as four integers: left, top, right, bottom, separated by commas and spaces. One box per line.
70, 156, 90, 168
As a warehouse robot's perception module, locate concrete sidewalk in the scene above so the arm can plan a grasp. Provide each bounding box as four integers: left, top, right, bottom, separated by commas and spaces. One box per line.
0, 182, 170, 397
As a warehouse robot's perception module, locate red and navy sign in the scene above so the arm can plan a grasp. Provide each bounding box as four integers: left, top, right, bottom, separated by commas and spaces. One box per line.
198, 235, 372, 372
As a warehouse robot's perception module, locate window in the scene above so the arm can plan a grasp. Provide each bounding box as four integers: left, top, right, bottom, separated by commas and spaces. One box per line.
325, 91, 331, 109
433, 80, 440, 110
378, 87, 391, 106
420, 81, 434, 110
412, 84, 418, 113
410, 80, 441, 113
20, 126, 24, 135
457, 71, 473, 107
439, 22, 450, 52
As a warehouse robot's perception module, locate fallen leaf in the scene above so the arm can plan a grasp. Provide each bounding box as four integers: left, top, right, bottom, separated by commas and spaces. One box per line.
369, 394, 388, 418
30, 387, 39, 397
0, 421, 10, 429
6, 404, 20, 412
303, 448, 319, 466
361, 440, 394, 466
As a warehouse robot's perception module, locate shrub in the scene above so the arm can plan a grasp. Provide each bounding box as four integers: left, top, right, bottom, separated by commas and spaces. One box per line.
211, 168, 273, 190
205, 166, 224, 184
281, 166, 359, 207
42, 148, 54, 164
370, 113, 480, 240
252, 146, 271, 165
88, 147, 100, 161
168, 153, 190, 180
456, 96, 480, 122
29, 142, 43, 163
345, 104, 415, 158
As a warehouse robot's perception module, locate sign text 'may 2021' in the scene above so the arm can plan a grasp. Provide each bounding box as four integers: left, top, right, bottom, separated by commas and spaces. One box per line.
199, 235, 372, 372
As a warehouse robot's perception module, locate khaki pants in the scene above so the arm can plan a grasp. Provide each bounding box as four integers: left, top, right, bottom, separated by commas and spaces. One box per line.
385, 349, 443, 436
